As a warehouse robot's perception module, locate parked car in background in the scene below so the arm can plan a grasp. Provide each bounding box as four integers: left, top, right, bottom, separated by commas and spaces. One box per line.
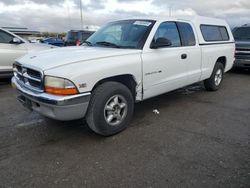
233, 24, 250, 69
0, 28, 56, 78
12, 17, 235, 136
65, 30, 95, 46
40, 38, 64, 47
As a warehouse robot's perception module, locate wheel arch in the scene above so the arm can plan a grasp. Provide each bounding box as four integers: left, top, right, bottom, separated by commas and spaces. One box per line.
92, 74, 139, 100
216, 56, 227, 69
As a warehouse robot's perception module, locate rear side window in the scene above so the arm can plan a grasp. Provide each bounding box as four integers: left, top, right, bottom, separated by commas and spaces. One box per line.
219, 27, 229, 41
81, 32, 93, 41
200, 25, 229, 42
177, 22, 196, 46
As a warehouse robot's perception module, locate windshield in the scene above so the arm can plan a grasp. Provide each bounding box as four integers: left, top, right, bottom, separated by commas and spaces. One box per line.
86, 19, 155, 49
233, 27, 250, 40
66, 31, 79, 42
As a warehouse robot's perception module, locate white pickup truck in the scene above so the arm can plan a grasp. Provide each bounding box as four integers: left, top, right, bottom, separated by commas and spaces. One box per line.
12, 16, 235, 136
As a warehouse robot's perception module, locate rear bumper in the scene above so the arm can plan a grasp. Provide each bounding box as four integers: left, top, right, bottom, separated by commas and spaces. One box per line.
234, 59, 250, 68
12, 77, 91, 121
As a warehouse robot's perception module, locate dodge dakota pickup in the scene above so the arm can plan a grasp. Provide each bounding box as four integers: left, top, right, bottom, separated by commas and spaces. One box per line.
12, 16, 235, 136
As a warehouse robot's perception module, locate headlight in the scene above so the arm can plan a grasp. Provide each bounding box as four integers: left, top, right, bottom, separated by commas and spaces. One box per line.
44, 76, 78, 96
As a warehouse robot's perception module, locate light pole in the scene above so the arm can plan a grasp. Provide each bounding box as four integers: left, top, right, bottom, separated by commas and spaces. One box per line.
169, 5, 173, 17
79, 0, 83, 30
67, 2, 72, 29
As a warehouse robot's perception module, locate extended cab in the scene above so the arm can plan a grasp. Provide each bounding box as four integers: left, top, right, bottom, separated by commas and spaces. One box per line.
12, 17, 235, 136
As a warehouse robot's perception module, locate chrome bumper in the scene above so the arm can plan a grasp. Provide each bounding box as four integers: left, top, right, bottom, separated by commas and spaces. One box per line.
234, 59, 250, 68
12, 77, 91, 121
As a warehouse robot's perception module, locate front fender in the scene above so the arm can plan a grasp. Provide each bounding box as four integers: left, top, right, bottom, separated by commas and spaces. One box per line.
44, 53, 142, 97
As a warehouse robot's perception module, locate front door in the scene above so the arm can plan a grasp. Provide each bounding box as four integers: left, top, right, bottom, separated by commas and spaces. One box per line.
0, 30, 27, 71
142, 22, 189, 99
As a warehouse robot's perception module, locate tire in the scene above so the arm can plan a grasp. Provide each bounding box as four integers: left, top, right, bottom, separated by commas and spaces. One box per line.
204, 62, 224, 91
86, 81, 134, 136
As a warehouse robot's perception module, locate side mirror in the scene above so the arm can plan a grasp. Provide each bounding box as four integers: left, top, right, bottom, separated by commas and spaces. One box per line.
10, 37, 22, 44
150, 37, 172, 49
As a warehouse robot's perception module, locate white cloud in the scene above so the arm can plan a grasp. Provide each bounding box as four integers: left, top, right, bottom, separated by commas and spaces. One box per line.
0, 0, 249, 32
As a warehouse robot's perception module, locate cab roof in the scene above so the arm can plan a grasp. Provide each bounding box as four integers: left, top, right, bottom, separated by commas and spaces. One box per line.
117, 16, 229, 27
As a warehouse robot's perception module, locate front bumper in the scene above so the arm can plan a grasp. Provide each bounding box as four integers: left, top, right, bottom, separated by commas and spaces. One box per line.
12, 77, 91, 121
234, 59, 250, 68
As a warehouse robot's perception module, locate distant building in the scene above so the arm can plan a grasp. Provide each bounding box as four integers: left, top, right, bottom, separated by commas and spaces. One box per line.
1, 27, 40, 39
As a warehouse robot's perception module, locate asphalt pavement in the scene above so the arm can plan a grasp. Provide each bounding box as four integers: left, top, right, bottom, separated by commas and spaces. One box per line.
0, 69, 249, 188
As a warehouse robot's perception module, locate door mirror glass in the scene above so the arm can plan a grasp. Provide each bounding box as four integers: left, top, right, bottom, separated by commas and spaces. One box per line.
151, 37, 172, 49
10, 37, 22, 44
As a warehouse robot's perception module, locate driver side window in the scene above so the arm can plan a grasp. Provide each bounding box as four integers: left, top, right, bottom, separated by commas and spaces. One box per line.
0, 30, 14, 44
153, 22, 181, 47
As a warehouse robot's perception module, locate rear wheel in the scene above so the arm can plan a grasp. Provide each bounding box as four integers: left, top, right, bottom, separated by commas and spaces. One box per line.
86, 81, 134, 136
204, 62, 224, 91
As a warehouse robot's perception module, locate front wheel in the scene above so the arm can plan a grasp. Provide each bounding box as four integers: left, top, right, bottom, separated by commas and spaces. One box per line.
204, 62, 224, 91
86, 81, 134, 136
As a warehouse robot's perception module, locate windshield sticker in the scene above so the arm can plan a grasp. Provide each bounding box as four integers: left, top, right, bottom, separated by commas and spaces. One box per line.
133, 21, 152, 27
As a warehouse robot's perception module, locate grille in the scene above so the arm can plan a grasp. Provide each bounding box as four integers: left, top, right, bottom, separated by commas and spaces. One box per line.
13, 62, 43, 92
235, 48, 250, 60
236, 48, 250, 51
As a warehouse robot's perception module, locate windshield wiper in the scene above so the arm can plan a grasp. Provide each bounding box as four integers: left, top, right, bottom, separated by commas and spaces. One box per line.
96, 41, 120, 48
82, 40, 93, 46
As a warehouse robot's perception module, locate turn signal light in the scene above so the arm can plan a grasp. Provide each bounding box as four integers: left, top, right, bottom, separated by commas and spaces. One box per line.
45, 86, 78, 96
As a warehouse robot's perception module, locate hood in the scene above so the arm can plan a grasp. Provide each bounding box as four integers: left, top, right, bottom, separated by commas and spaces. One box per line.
25, 42, 57, 51
18, 46, 141, 71
235, 40, 250, 49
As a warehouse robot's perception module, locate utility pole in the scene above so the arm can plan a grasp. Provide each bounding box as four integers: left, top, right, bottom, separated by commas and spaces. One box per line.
79, 0, 83, 30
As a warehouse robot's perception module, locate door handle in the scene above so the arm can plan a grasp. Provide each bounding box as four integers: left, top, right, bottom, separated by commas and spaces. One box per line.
181, 54, 187, 59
